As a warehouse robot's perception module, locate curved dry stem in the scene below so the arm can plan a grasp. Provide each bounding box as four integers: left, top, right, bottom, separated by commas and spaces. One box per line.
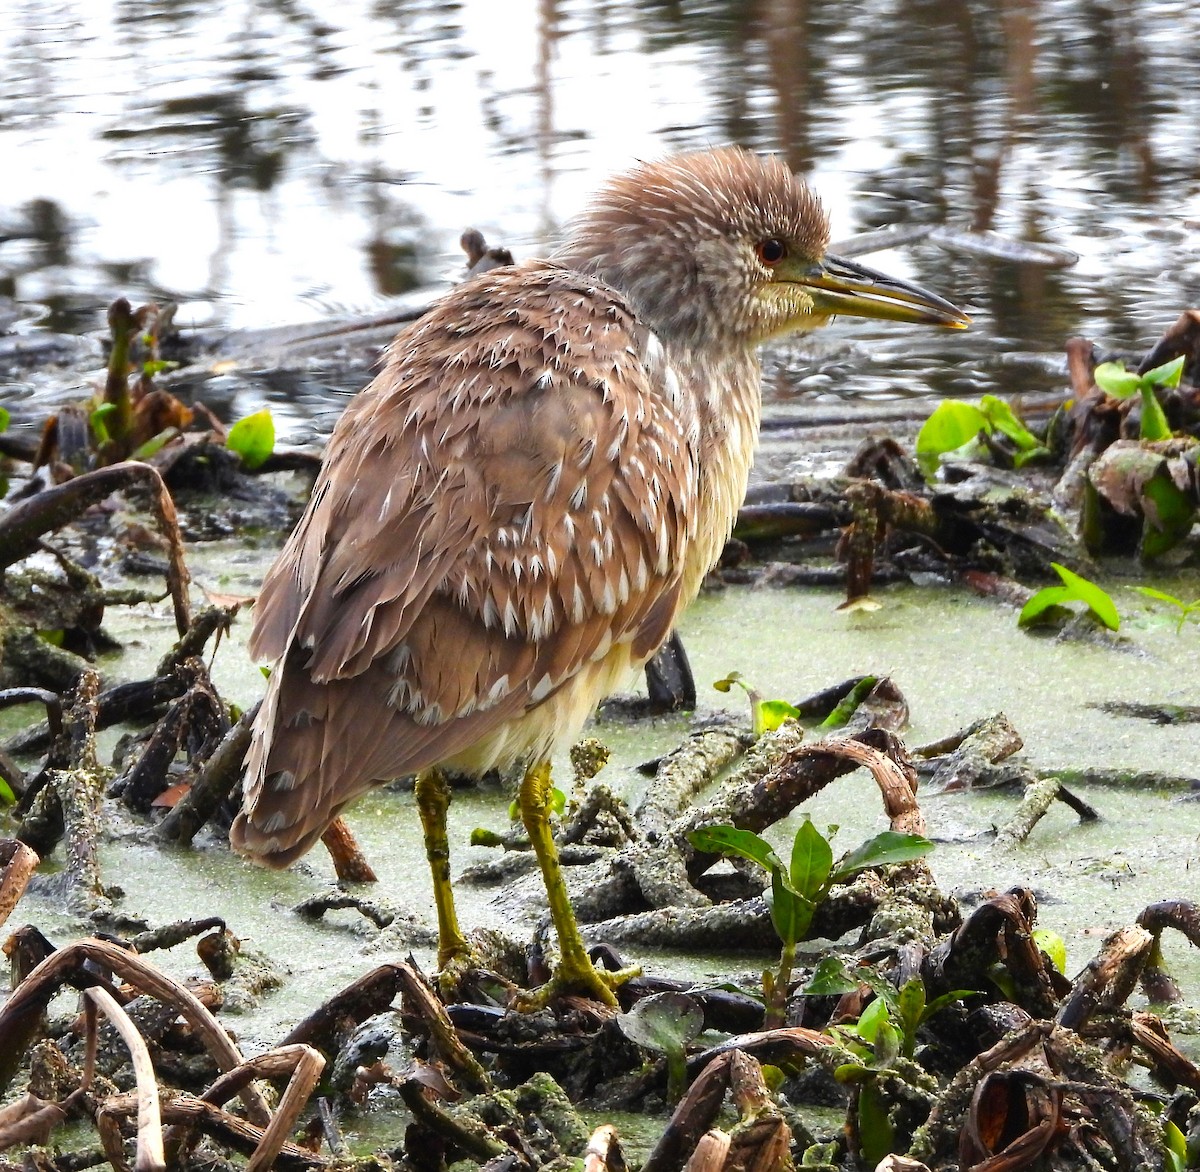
100, 1093, 326, 1170
584, 1124, 625, 1172
192, 1045, 326, 1172
803, 736, 925, 836
0, 461, 190, 634
0, 937, 269, 1124
86, 985, 165, 1172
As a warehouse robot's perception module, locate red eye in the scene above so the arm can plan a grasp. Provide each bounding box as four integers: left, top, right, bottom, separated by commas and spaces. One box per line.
757, 238, 787, 266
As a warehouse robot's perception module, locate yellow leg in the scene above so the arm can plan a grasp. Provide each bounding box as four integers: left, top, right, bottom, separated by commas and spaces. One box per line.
415, 767, 469, 969
517, 760, 640, 1007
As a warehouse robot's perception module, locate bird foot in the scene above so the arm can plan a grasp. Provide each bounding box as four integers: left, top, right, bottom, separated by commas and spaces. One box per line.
514, 959, 642, 1011
434, 939, 491, 1002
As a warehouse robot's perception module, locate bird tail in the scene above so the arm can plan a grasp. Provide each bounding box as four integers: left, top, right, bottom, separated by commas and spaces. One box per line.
228, 660, 358, 868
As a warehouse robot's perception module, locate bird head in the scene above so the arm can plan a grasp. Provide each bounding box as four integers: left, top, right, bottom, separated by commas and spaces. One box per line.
554, 147, 968, 352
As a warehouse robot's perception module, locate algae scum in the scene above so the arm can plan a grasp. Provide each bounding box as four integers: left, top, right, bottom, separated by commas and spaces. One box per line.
2, 301, 1200, 1169
2, 417, 1200, 1168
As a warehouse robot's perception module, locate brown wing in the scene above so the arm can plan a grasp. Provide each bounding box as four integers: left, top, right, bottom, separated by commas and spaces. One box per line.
233, 261, 699, 864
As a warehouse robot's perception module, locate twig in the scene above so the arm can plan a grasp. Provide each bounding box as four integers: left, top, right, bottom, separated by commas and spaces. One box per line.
798, 736, 925, 836
85, 985, 165, 1171
157, 701, 259, 845
1056, 926, 1155, 1031
191, 1045, 326, 1172
320, 816, 378, 884
584, 1123, 625, 1172
0, 938, 270, 1124
0, 461, 190, 634
99, 1093, 325, 1169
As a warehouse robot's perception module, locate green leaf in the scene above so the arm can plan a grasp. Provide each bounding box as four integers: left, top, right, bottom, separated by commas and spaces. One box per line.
921, 989, 981, 1022
769, 866, 810, 946
688, 825, 781, 873
757, 698, 801, 732
833, 1060, 871, 1084
855, 995, 890, 1045
818, 675, 877, 730
1011, 444, 1052, 468
712, 671, 744, 693
1143, 354, 1185, 389
1134, 586, 1200, 633
1093, 361, 1142, 398
1138, 385, 1173, 441
872, 1018, 901, 1068
760, 1064, 785, 1092
1032, 928, 1067, 975
0, 405, 9, 431
789, 816, 834, 902
1019, 563, 1119, 631
1141, 473, 1197, 561
0, 774, 15, 806
615, 991, 704, 1055
895, 977, 926, 1045
915, 400, 990, 476
90, 401, 118, 445
469, 827, 504, 848
979, 395, 1042, 451
856, 1081, 895, 1166
1017, 584, 1072, 626
1163, 1120, 1187, 1172
226, 409, 276, 470
803, 955, 861, 998
832, 830, 935, 882
549, 785, 566, 816
988, 963, 1017, 1001
1052, 563, 1120, 629
130, 427, 179, 460
1135, 586, 1186, 608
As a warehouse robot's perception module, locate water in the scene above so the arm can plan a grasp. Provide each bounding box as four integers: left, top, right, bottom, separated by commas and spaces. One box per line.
3, 0, 1200, 1056
3, 0, 1200, 439
6, 551, 1198, 1046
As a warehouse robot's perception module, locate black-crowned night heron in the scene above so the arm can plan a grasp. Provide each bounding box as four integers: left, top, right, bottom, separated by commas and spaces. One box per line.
230, 148, 968, 1004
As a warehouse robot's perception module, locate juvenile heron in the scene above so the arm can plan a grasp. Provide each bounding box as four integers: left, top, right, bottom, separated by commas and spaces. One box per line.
231, 148, 968, 1004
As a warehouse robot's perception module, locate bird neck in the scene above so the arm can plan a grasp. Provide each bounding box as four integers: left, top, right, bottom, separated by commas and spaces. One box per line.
671, 346, 763, 603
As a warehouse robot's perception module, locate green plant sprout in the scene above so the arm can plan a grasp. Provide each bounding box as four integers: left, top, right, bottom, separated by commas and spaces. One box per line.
1093, 355, 1184, 441
916, 394, 1050, 477
1031, 927, 1068, 975
1134, 587, 1200, 634
804, 956, 978, 1060
225, 409, 276, 470
818, 675, 878, 730
615, 991, 704, 1105
688, 820, 934, 1028
470, 783, 567, 847
712, 671, 801, 735
1163, 1119, 1188, 1172
1019, 563, 1120, 631
803, 957, 978, 1165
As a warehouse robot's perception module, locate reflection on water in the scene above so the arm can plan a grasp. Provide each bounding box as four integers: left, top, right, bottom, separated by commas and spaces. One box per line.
1, 0, 1199, 417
